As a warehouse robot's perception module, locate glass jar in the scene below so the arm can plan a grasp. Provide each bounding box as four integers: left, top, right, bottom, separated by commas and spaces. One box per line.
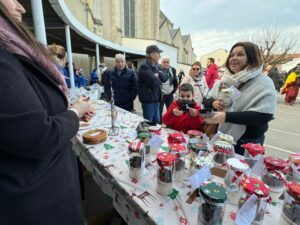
219, 133, 234, 145
198, 182, 227, 225
224, 158, 250, 187
168, 132, 186, 145
280, 181, 300, 225
128, 140, 145, 179
287, 153, 300, 182
218, 88, 234, 108
241, 143, 265, 169
156, 152, 176, 196
137, 132, 151, 144
187, 130, 202, 139
169, 144, 188, 182
148, 125, 162, 135
238, 178, 270, 225
227, 183, 240, 205
213, 140, 235, 167
137, 132, 152, 164
262, 156, 289, 202
188, 143, 209, 175
188, 137, 201, 149
189, 155, 214, 177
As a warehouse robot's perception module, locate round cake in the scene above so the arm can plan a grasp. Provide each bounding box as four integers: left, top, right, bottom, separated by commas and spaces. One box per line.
82, 129, 107, 144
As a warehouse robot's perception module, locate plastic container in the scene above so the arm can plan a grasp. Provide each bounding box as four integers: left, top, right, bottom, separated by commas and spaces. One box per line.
241, 143, 265, 169
262, 156, 289, 202
238, 178, 270, 225
287, 153, 300, 182
187, 130, 202, 139
128, 140, 145, 179
279, 181, 300, 225
169, 144, 188, 182
213, 141, 235, 167
167, 132, 186, 145
156, 152, 176, 195
198, 182, 227, 225
224, 158, 250, 187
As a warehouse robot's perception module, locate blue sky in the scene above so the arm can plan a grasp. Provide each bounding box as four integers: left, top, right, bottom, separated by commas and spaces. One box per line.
161, 0, 300, 58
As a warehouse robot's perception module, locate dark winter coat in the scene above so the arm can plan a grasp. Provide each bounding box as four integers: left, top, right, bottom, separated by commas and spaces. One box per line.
0, 48, 83, 225
268, 68, 281, 90
104, 67, 138, 111
137, 59, 168, 103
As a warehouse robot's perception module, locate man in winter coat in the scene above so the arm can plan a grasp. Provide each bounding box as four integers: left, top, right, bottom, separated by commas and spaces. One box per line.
159, 56, 178, 120
266, 65, 281, 92
104, 54, 138, 112
137, 45, 168, 123
205, 58, 219, 89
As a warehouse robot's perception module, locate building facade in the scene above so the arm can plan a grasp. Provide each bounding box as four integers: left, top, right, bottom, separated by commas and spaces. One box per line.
63, 0, 197, 73
200, 49, 229, 68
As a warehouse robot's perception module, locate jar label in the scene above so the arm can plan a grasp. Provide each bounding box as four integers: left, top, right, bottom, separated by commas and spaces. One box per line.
236, 194, 258, 225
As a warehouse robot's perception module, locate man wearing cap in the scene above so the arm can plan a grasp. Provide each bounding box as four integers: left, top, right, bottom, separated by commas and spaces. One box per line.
137, 45, 168, 123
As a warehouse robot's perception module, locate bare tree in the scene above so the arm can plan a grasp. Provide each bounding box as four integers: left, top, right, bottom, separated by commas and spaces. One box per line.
245, 24, 298, 66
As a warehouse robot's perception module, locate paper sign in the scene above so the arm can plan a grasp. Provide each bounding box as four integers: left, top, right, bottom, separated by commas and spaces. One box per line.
230, 86, 242, 101
149, 134, 164, 150
188, 165, 212, 190
235, 194, 258, 225
251, 155, 265, 176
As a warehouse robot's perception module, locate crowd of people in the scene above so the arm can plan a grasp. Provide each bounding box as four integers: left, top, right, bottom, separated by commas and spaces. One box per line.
0, 1, 299, 225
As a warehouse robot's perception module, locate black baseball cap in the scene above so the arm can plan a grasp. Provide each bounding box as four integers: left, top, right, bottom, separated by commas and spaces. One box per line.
146, 45, 163, 55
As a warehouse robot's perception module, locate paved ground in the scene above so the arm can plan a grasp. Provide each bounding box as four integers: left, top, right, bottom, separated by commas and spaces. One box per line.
134, 93, 300, 159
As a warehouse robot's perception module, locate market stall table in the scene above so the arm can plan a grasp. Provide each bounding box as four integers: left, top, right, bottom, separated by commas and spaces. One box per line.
73, 100, 283, 225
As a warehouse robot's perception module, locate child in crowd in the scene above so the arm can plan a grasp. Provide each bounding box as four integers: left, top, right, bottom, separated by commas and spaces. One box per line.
162, 83, 204, 133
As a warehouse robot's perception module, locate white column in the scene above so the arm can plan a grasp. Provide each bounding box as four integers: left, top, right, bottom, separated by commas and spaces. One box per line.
96, 44, 100, 74
31, 0, 47, 45
65, 25, 75, 89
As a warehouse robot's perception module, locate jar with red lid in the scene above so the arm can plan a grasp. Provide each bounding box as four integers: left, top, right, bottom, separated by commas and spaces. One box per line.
224, 158, 250, 187
167, 132, 186, 145
287, 153, 300, 182
238, 178, 270, 225
241, 143, 265, 169
187, 130, 202, 139
262, 156, 289, 201
156, 152, 176, 195
278, 181, 300, 225
128, 140, 145, 179
169, 144, 188, 182
213, 140, 235, 166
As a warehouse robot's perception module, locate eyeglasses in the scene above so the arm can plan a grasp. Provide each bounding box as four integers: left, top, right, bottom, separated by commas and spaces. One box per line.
192, 68, 200, 71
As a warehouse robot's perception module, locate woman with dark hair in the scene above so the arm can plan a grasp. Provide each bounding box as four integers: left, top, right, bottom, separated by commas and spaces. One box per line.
0, 1, 93, 225
204, 42, 276, 155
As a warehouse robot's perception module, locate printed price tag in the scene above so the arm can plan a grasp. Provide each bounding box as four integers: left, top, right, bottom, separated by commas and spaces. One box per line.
189, 165, 212, 190
235, 194, 258, 225
251, 155, 265, 176
230, 86, 242, 101
149, 134, 164, 150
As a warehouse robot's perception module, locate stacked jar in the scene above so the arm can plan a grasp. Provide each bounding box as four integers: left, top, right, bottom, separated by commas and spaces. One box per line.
278, 181, 300, 225
128, 140, 145, 179
218, 88, 234, 108
168, 132, 186, 145
238, 178, 270, 225
198, 182, 228, 225
241, 143, 265, 169
188, 143, 209, 176
156, 152, 176, 195
262, 157, 289, 202
287, 153, 300, 182
169, 144, 188, 182
224, 158, 250, 204
138, 132, 152, 164
213, 140, 235, 167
